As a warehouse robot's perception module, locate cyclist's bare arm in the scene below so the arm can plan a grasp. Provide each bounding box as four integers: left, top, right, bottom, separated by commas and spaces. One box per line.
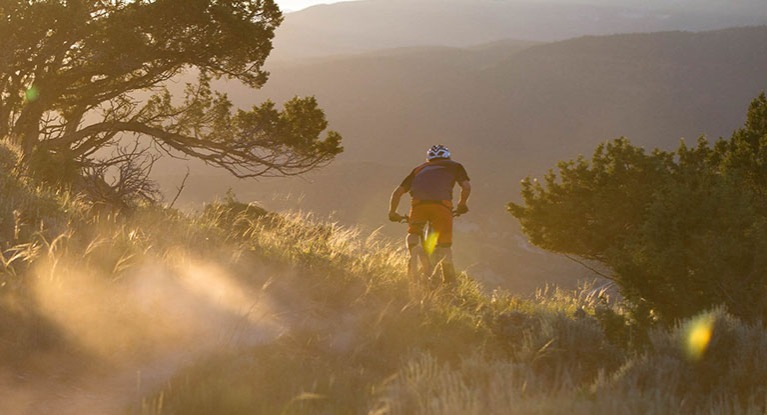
389, 185, 408, 220
457, 180, 471, 213
458, 180, 471, 204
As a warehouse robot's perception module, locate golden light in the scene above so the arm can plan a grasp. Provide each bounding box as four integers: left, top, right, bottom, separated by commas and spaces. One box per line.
31, 252, 282, 360
424, 231, 439, 256
685, 314, 715, 360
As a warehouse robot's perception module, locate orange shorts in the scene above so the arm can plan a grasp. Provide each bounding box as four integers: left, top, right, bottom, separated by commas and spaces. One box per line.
408, 201, 453, 247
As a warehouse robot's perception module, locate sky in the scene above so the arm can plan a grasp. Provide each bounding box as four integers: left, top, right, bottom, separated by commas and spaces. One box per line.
276, 0, 359, 12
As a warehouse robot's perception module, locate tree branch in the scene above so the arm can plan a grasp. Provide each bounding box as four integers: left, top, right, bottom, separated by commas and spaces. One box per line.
562, 254, 617, 282
168, 167, 190, 209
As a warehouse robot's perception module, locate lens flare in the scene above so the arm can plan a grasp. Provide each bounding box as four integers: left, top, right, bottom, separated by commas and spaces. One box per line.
25, 86, 39, 102
424, 231, 439, 256
686, 314, 715, 360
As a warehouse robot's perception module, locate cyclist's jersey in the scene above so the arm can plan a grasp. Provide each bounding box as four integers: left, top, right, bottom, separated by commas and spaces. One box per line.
400, 159, 470, 202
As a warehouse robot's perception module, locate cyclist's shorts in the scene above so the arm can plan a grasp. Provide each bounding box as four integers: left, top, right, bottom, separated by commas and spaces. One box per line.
408, 200, 453, 246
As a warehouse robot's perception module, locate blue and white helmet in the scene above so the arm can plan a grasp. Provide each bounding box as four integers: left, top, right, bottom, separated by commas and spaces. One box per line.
427, 144, 451, 160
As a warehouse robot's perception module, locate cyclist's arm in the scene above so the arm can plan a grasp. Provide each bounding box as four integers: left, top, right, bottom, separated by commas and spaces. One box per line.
458, 180, 471, 206
389, 185, 408, 215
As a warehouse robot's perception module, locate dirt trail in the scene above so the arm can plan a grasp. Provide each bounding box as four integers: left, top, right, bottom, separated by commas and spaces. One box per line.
1, 258, 323, 415
3, 302, 286, 415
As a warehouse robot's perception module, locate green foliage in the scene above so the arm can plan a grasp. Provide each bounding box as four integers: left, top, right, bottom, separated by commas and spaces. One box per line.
26, 147, 81, 186
599, 308, 767, 413
0, 141, 72, 248
372, 307, 767, 415
199, 190, 268, 235
1, 0, 342, 199
510, 93, 767, 323
510, 138, 673, 262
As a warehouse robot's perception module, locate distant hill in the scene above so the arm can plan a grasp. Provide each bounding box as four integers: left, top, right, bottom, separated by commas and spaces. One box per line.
162, 26, 767, 293
271, 0, 767, 61
544, 0, 767, 15
245, 26, 767, 186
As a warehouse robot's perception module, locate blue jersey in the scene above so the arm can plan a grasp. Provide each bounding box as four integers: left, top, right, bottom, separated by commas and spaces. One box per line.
400, 159, 470, 201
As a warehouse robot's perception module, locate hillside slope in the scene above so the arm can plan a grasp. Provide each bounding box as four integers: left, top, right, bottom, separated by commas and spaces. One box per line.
4, 144, 767, 414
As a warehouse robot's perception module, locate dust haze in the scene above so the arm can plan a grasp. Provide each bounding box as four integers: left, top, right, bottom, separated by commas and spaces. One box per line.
1, 249, 285, 414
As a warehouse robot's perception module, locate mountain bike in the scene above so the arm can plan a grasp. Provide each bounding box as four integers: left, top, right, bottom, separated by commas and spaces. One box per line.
394, 210, 463, 286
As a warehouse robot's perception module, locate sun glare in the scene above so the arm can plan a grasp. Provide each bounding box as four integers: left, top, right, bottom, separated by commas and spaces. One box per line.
424, 231, 439, 256
176, 258, 272, 325
31, 252, 282, 360
686, 314, 714, 360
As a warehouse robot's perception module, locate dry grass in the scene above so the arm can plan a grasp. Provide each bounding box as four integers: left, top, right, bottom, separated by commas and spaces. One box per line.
1, 152, 766, 414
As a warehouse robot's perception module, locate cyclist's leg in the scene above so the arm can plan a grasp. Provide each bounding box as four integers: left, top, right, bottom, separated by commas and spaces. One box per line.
406, 233, 429, 278
407, 206, 432, 279
433, 245, 456, 284
430, 207, 457, 284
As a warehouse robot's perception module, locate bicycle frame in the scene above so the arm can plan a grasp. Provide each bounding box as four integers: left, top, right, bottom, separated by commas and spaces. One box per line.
399, 211, 462, 281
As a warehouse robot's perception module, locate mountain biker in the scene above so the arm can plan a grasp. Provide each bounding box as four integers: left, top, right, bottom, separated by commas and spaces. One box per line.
388, 144, 471, 284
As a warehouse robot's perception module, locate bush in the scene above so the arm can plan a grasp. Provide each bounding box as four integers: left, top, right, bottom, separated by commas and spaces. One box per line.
598, 308, 767, 412
0, 141, 72, 248
510, 93, 767, 323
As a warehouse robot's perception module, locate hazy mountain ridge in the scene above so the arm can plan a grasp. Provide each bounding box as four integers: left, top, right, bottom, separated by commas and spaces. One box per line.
480, 26, 767, 152
528, 0, 767, 15
252, 26, 767, 172
272, 0, 767, 61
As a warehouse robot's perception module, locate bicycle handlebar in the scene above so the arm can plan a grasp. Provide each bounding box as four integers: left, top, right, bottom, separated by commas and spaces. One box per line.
395, 210, 464, 223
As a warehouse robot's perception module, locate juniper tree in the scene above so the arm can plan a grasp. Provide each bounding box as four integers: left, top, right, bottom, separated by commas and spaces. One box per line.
509, 94, 767, 323
0, 0, 342, 203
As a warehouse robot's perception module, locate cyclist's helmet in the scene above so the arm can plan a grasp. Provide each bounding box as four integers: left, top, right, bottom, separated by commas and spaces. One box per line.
427, 144, 451, 160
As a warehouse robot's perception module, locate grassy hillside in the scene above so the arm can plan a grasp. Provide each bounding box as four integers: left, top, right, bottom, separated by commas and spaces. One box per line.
3, 140, 767, 414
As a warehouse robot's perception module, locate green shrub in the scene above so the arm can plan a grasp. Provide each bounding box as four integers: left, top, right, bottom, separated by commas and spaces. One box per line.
598, 308, 767, 412
510, 94, 767, 323
200, 190, 268, 233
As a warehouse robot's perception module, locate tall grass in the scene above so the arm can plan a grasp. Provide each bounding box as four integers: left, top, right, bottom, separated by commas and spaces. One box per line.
132, 199, 753, 414
144, 200, 767, 414
1, 146, 767, 413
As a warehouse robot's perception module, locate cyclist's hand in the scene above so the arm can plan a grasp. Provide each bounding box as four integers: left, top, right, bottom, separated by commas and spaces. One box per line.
455, 203, 469, 215
389, 212, 403, 222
